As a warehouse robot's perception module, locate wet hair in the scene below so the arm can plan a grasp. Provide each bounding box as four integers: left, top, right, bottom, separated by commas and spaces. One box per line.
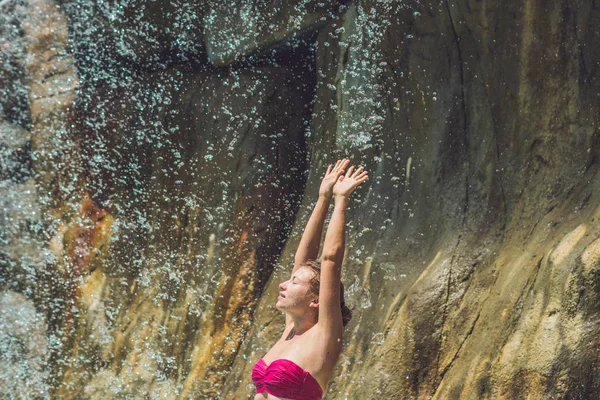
301, 259, 353, 328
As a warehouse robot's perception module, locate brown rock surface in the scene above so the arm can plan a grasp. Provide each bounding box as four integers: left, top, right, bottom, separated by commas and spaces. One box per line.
59, 65, 313, 397
203, 0, 346, 66
60, 0, 207, 78
223, 1, 600, 399
1, 0, 600, 399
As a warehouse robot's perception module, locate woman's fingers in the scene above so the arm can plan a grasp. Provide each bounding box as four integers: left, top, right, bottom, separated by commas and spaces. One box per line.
329, 160, 369, 183
338, 159, 349, 173
332, 160, 341, 173
332, 159, 349, 175
352, 173, 368, 186
345, 165, 355, 178
351, 166, 364, 177
347, 171, 368, 188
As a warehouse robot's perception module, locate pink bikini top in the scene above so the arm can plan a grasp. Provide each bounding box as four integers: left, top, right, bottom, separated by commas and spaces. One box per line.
251, 358, 323, 400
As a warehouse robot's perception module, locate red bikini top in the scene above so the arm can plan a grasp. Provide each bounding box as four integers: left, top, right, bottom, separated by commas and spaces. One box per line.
251, 358, 323, 400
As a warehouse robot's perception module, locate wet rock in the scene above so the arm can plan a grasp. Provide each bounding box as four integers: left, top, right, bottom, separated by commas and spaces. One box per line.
46, 65, 314, 397
203, 0, 346, 66
3, 0, 600, 399
0, 291, 50, 397
0, 2, 31, 130
61, 0, 207, 82
0, 178, 46, 299
20, 0, 81, 207
224, 1, 600, 399
0, 121, 33, 183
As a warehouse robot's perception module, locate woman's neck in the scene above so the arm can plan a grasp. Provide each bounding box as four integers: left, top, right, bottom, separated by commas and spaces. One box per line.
287, 312, 317, 338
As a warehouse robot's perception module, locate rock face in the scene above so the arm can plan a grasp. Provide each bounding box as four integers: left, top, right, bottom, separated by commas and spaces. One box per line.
71, 66, 312, 398
2, 0, 600, 399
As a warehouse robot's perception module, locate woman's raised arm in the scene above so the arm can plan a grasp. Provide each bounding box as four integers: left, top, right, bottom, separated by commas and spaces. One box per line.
318, 164, 368, 332
292, 159, 350, 273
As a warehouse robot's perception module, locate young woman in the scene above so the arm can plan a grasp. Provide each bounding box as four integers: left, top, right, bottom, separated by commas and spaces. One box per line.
252, 159, 369, 400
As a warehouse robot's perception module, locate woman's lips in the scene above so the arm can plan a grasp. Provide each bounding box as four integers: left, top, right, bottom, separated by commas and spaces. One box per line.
279, 292, 285, 298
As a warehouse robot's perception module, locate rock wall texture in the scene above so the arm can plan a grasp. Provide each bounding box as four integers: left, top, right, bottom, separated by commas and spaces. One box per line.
1, 0, 600, 399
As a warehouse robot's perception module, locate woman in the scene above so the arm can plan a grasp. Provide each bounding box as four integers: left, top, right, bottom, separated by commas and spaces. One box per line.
252, 159, 369, 400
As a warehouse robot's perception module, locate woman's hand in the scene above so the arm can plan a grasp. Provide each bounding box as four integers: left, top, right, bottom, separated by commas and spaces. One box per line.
333, 164, 368, 198
319, 159, 350, 198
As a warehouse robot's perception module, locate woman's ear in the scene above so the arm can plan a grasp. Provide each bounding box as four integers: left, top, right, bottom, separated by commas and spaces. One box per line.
309, 298, 319, 308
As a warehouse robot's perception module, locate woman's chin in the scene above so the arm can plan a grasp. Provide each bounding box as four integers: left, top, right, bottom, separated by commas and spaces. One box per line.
275, 300, 285, 311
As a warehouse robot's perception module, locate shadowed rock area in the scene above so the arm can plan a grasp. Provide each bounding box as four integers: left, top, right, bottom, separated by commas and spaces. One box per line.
1, 0, 600, 399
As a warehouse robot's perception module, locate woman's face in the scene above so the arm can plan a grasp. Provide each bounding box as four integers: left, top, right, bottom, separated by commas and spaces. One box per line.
276, 267, 318, 313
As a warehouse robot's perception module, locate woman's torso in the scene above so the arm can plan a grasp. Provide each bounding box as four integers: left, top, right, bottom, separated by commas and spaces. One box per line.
254, 322, 343, 400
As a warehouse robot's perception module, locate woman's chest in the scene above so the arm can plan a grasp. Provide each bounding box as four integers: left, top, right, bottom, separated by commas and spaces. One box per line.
263, 337, 319, 366
261, 329, 342, 384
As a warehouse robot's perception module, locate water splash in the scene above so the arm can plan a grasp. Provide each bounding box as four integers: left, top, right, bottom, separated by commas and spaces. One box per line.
0, 292, 50, 397
0, 0, 414, 396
